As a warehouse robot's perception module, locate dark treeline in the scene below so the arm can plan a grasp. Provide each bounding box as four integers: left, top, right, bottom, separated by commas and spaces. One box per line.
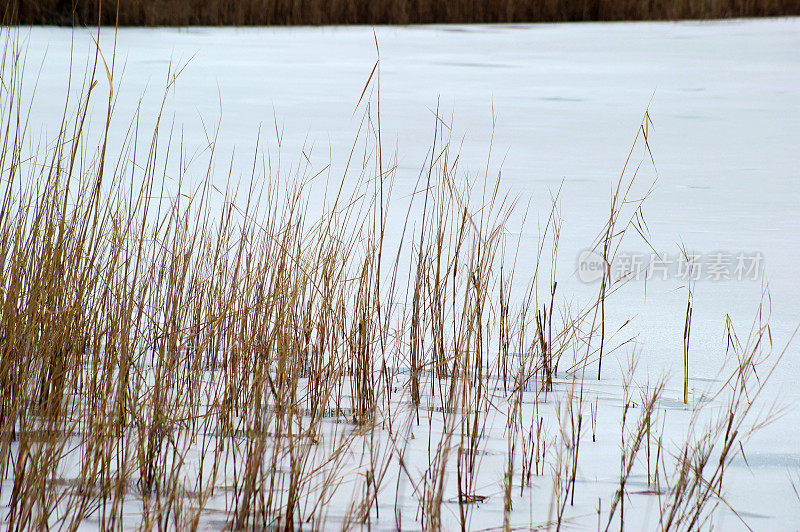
6, 0, 800, 26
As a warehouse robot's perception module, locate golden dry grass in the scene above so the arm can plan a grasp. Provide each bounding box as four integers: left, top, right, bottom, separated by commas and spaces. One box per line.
0, 24, 792, 530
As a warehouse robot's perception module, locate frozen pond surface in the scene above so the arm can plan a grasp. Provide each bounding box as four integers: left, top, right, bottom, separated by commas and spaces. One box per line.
14, 17, 800, 528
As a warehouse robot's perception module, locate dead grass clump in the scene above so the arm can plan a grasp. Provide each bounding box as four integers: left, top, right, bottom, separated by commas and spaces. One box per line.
0, 24, 792, 531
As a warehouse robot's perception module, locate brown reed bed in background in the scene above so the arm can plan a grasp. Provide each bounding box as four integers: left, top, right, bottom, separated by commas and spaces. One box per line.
5, 0, 800, 26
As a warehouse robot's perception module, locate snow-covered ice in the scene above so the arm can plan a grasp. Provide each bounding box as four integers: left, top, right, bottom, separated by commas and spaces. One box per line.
6, 17, 800, 529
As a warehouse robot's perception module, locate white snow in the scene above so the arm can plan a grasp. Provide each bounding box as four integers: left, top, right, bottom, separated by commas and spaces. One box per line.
6, 17, 800, 529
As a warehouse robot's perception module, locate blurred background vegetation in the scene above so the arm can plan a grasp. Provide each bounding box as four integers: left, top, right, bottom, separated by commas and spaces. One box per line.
5, 0, 800, 26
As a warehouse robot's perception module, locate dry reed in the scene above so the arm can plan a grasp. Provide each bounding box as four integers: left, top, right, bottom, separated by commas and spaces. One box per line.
0, 22, 791, 531
5, 0, 800, 26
